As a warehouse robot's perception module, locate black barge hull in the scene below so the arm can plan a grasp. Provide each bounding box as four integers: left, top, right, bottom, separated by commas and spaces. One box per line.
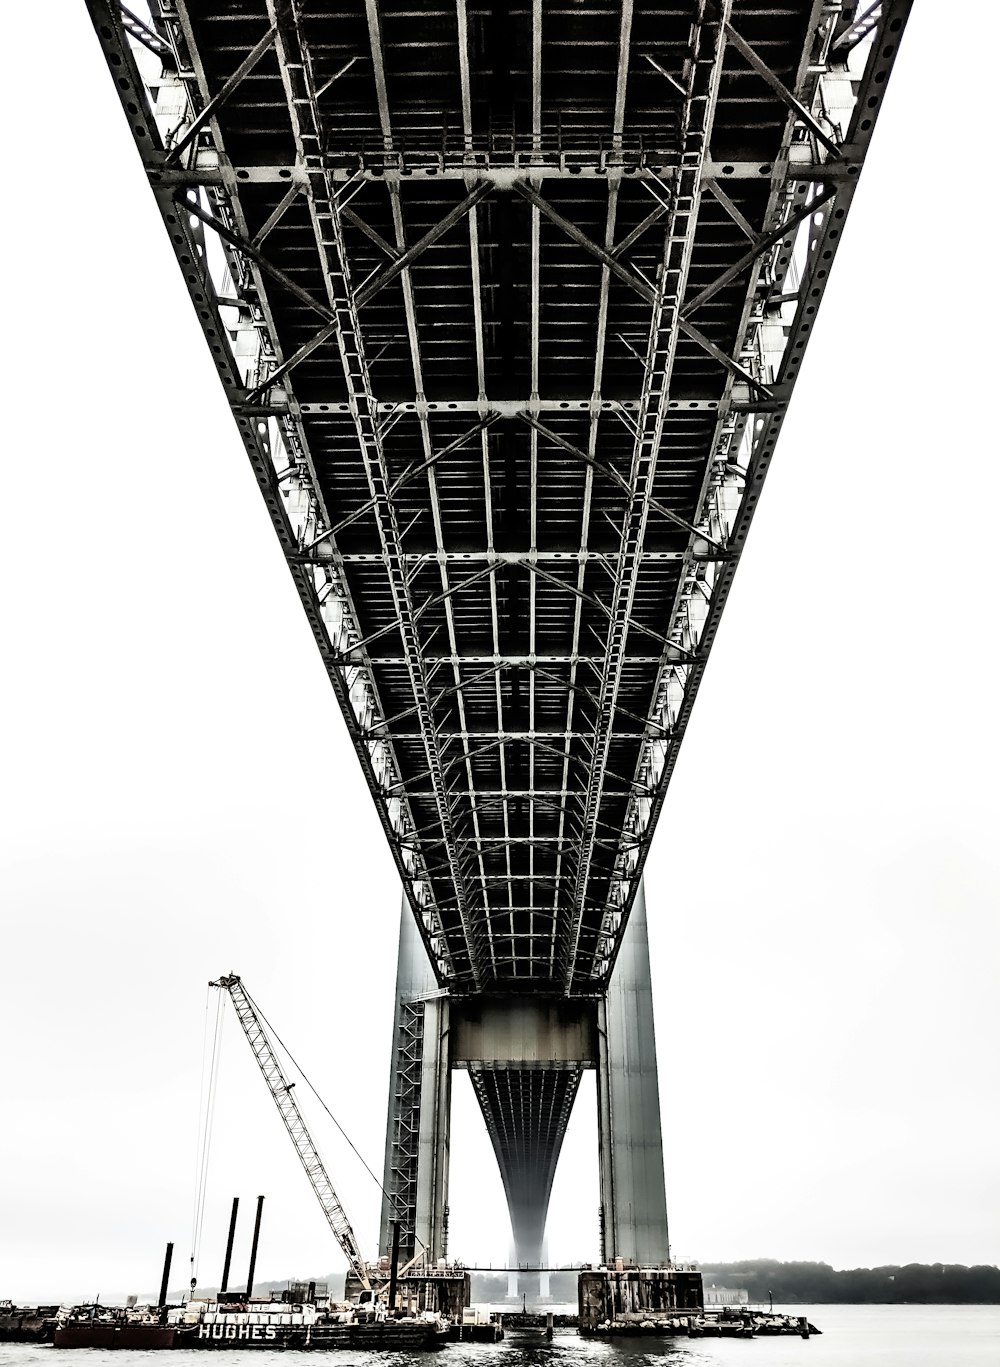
175, 1322, 447, 1349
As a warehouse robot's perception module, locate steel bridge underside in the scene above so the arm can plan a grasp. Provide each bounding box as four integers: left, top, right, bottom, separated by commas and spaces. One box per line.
468, 1065, 581, 1261
89, 2, 908, 1000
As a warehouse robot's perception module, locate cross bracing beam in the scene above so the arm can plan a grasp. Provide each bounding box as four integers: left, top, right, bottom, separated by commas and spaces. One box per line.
88, 0, 912, 993
149, 160, 846, 189
164, 22, 277, 166
557, 0, 734, 991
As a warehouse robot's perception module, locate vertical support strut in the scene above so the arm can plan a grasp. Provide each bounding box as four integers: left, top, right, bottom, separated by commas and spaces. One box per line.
220, 1196, 239, 1293
416, 996, 452, 1261
245, 1195, 264, 1297
596, 877, 669, 1264
158, 1242, 174, 1310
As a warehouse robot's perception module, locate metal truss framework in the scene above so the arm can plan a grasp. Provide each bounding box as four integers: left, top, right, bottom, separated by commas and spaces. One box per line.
88, 0, 911, 995
210, 975, 369, 1285
384, 996, 426, 1255
468, 1064, 583, 1263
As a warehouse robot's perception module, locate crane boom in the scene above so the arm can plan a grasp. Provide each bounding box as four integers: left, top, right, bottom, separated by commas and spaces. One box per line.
210, 974, 371, 1291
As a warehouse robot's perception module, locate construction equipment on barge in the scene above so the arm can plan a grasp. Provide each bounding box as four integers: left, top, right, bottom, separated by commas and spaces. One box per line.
206, 974, 499, 1340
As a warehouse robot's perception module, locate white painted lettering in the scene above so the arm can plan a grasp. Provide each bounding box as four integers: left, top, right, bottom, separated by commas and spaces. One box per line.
265, 1326, 276, 1340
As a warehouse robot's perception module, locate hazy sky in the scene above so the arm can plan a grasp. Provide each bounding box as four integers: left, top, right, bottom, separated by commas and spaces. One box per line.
1, 3, 997, 1305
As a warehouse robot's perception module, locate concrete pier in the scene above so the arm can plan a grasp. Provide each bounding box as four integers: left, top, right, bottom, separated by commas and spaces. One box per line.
597, 882, 670, 1264
380, 877, 671, 1280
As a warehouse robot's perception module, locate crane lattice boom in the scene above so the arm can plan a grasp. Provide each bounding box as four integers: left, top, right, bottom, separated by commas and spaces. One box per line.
210, 974, 371, 1291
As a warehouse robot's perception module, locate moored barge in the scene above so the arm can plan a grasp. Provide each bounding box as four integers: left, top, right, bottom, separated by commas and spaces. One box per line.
170, 1299, 449, 1349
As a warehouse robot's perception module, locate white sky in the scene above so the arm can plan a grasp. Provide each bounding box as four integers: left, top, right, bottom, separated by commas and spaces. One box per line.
1, 2, 997, 1306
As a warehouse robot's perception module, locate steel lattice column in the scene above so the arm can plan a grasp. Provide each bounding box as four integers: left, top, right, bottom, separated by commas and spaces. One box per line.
380, 897, 451, 1263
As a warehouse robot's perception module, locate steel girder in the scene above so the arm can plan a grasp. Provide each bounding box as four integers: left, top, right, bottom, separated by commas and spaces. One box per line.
86, 0, 912, 994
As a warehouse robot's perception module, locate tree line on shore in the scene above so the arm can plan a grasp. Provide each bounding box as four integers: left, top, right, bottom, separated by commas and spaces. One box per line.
468, 1261, 1000, 1305
698, 1260, 1000, 1304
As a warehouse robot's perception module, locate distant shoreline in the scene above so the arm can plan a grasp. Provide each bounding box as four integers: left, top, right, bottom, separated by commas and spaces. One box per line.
470, 1261, 1000, 1307
34, 1261, 995, 1310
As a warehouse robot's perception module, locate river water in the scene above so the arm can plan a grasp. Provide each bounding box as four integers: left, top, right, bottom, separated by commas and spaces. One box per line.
2, 1307, 997, 1366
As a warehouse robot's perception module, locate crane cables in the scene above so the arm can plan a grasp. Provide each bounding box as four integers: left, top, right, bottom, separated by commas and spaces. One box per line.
190, 984, 226, 1289
239, 982, 427, 1258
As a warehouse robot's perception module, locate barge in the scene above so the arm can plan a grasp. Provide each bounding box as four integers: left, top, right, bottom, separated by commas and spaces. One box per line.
578, 1265, 821, 1338
50, 1297, 452, 1350
55, 1316, 176, 1350
171, 1297, 449, 1349
0, 1301, 59, 1344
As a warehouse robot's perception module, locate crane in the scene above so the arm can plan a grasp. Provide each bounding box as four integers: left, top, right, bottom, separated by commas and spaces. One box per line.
209, 974, 371, 1291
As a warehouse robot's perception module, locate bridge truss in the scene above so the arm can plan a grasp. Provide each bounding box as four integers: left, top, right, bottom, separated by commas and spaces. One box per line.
87, 0, 910, 996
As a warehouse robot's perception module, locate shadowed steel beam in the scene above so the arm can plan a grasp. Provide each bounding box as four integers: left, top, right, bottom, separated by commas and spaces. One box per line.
611, 202, 670, 259
511, 184, 772, 404
181, 194, 332, 320
355, 184, 492, 308
165, 22, 276, 165
364, 0, 496, 966
413, 562, 501, 621
641, 50, 687, 98
305, 418, 498, 551
243, 319, 339, 405
251, 181, 303, 249
457, 0, 514, 962
391, 417, 502, 500
682, 184, 836, 317
525, 0, 544, 961
704, 179, 759, 243
678, 318, 774, 398
520, 414, 728, 553
560, 0, 733, 991
512, 182, 656, 305
342, 206, 400, 260
147, 160, 844, 188
723, 21, 844, 160
545, 0, 634, 982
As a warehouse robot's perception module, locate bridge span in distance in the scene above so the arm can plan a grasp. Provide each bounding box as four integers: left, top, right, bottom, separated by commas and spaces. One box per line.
87, 0, 911, 1294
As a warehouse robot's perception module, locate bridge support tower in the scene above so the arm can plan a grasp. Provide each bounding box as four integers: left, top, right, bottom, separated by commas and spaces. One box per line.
380, 880, 670, 1293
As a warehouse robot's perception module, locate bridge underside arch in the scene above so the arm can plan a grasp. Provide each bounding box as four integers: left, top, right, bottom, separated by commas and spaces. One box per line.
469, 1065, 583, 1274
